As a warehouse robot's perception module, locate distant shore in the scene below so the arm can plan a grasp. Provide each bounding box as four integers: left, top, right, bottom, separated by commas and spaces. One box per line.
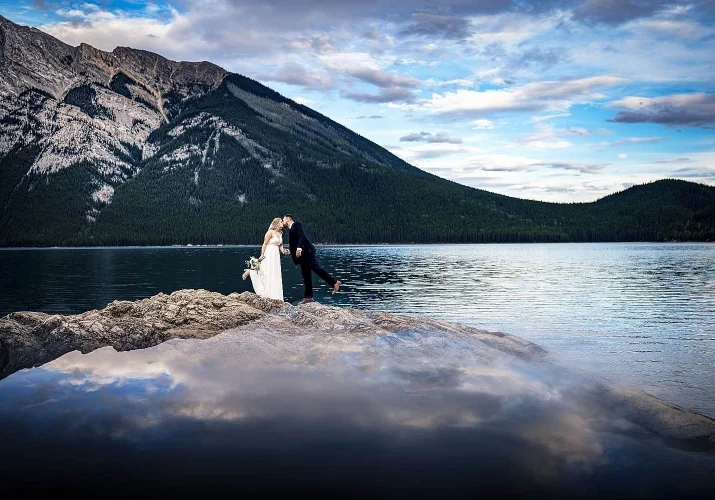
1, 240, 713, 250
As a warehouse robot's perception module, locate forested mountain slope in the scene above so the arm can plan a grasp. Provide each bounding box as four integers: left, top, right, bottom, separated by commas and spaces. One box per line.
1, 15, 713, 246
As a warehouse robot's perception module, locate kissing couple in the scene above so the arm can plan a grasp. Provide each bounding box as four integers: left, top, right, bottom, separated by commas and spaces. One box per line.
243, 214, 341, 303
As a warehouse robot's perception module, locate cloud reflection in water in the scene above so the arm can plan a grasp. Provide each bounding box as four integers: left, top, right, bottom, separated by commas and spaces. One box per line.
1, 326, 713, 497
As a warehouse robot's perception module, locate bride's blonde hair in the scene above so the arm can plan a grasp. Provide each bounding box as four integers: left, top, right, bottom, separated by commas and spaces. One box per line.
269, 217, 283, 231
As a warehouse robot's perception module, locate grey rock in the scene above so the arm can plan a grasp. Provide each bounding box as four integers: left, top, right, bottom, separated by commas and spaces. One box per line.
591, 381, 715, 446
0, 15, 225, 102
0, 289, 283, 379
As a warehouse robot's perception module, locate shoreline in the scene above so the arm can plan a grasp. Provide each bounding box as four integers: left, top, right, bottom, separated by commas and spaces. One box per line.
1, 241, 714, 250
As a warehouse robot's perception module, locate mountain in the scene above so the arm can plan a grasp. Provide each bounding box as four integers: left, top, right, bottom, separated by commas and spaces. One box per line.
1, 15, 714, 246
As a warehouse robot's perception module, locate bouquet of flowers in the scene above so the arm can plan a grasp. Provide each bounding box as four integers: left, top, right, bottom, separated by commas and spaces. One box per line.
246, 256, 262, 271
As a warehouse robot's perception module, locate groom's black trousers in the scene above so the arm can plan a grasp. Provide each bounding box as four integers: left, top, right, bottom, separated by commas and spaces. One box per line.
300, 254, 336, 298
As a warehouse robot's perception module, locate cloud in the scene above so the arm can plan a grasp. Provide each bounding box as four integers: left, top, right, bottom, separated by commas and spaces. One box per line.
531, 113, 571, 123
566, 126, 612, 136
512, 46, 564, 68
398, 13, 472, 40
400, 133, 425, 142
399, 131, 463, 144
572, 0, 670, 26
511, 182, 613, 194
568, 126, 592, 136
321, 56, 422, 104
42, 9, 181, 55
477, 164, 534, 172
411, 148, 466, 159
396, 152, 544, 175
343, 87, 418, 103
30, 0, 57, 9
521, 140, 572, 149
258, 63, 334, 89
590, 137, 669, 147
348, 68, 421, 88
355, 115, 385, 119
627, 19, 710, 40
518, 123, 572, 149
471, 119, 494, 129
56, 9, 87, 19
418, 75, 625, 118
673, 166, 715, 178
531, 162, 609, 174
651, 157, 692, 164
283, 34, 337, 54
293, 96, 312, 105
550, 183, 611, 193
618, 153, 628, 159
608, 93, 715, 128
453, 13, 570, 86
362, 27, 383, 40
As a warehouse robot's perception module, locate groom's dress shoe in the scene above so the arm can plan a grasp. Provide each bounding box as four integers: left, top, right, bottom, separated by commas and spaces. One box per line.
299, 298, 315, 304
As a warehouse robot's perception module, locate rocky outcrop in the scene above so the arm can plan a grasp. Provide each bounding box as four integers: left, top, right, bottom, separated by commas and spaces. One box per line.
1, 289, 714, 448
593, 383, 715, 448
0, 289, 543, 381
0, 289, 284, 380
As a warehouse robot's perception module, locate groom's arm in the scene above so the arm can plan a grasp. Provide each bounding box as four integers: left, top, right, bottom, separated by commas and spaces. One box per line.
295, 223, 308, 253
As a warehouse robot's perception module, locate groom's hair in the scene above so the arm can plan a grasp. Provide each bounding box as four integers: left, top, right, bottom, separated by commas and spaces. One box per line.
283, 214, 294, 221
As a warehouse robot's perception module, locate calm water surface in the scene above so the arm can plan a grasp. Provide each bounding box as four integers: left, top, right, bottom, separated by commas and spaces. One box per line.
3, 318, 714, 497
1, 243, 714, 415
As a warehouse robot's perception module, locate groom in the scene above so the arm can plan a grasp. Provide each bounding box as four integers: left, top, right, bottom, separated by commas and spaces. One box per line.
283, 214, 340, 304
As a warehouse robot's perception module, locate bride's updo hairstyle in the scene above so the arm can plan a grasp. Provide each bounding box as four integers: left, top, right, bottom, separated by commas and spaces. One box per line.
269, 218, 283, 231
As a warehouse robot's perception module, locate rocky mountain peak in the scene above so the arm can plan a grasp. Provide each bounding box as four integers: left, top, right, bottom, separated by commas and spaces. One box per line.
0, 15, 78, 98
109, 46, 227, 100
0, 14, 234, 228
0, 15, 227, 100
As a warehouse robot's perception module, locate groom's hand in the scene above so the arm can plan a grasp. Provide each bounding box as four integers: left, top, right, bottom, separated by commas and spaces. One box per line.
296, 248, 302, 257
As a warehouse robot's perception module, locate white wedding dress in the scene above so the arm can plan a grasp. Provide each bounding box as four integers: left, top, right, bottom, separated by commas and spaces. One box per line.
249, 233, 284, 301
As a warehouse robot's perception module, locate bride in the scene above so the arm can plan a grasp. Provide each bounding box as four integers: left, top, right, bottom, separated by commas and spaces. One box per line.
242, 217, 287, 301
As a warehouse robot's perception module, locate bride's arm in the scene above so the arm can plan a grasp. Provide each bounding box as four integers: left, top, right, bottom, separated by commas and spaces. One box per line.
259, 231, 272, 260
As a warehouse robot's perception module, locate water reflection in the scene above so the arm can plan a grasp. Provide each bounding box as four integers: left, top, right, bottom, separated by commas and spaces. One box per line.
1, 243, 714, 416
1, 327, 714, 497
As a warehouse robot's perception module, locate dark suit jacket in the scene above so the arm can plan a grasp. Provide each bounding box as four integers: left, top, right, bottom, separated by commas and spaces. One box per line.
288, 222, 316, 264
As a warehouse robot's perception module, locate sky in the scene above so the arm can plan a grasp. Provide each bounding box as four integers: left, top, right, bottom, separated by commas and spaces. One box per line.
2, 0, 715, 202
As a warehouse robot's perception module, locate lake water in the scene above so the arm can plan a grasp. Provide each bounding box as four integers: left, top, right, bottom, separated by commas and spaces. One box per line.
2, 242, 715, 496
3, 314, 715, 497
1, 243, 714, 418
